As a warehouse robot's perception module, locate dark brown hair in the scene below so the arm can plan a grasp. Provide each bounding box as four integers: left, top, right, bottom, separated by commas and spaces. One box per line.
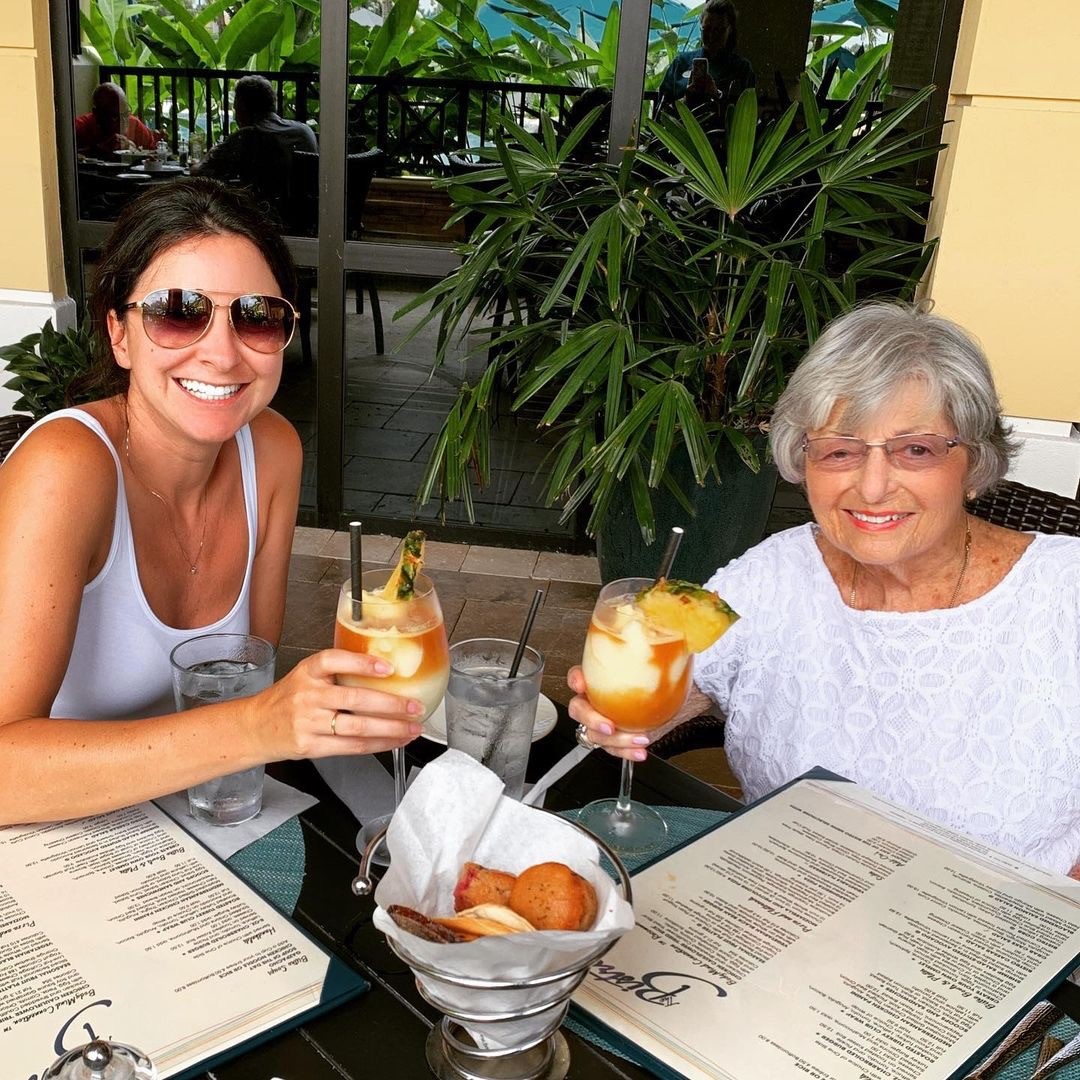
75, 177, 297, 402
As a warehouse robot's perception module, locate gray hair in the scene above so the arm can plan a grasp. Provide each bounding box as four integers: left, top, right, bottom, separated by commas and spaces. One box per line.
770, 302, 1018, 496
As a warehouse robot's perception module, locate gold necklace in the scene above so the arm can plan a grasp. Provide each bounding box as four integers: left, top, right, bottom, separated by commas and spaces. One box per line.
849, 521, 972, 610
123, 425, 208, 575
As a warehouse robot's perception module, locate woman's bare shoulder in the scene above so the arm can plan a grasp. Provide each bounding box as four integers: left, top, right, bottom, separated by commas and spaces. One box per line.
0, 411, 119, 572
2, 411, 118, 494
247, 408, 302, 513
249, 407, 302, 462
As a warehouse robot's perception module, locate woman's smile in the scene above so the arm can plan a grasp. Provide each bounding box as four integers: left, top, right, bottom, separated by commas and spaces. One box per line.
176, 377, 247, 402
845, 509, 913, 530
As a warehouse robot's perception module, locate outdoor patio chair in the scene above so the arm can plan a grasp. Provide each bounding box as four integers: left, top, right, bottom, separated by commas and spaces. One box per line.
291, 148, 386, 364
0, 413, 33, 464
649, 478, 1080, 761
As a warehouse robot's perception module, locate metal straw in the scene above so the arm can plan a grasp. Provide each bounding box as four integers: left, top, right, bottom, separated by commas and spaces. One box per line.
655, 526, 684, 583
349, 521, 363, 621
509, 589, 544, 677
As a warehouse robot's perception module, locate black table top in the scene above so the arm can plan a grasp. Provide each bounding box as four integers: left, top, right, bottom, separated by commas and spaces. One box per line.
199, 712, 736, 1079
192, 713, 1080, 1078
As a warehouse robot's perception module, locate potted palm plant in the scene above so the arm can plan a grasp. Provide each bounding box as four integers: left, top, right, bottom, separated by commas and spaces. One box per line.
403, 69, 940, 581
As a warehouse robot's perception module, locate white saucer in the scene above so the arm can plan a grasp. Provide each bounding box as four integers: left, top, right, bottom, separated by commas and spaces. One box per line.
422, 694, 558, 745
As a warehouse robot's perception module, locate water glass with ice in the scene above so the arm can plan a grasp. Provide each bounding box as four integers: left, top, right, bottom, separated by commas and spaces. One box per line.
170, 633, 277, 825
444, 638, 544, 800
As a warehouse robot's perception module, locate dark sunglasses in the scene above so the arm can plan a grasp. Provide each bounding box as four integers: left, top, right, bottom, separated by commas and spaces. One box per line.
118, 288, 297, 354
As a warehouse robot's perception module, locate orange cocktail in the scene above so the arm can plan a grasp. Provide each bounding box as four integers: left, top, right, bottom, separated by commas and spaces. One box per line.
581, 588, 691, 732
334, 570, 450, 721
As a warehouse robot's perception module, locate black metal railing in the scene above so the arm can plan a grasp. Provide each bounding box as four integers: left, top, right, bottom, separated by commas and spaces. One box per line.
97, 65, 613, 174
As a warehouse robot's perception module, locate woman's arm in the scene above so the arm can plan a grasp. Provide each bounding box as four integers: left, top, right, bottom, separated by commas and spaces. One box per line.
0, 419, 422, 825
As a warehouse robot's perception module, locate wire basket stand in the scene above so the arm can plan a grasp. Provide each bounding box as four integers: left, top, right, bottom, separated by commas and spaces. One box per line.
352, 816, 633, 1080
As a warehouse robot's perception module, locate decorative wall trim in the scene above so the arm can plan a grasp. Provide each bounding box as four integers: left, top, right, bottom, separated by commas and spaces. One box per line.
1005, 415, 1080, 499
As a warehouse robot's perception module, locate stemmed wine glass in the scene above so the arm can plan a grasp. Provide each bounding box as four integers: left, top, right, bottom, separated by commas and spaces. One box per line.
334, 569, 450, 863
577, 577, 692, 854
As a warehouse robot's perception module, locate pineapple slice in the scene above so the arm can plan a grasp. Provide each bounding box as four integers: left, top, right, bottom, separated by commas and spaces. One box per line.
635, 578, 739, 653
383, 530, 426, 600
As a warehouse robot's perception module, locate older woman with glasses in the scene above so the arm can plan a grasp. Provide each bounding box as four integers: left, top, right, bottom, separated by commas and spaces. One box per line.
0, 178, 424, 825
570, 302, 1080, 875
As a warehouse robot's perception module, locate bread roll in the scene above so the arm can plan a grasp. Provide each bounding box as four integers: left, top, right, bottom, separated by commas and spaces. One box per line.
508, 862, 598, 931
453, 861, 516, 911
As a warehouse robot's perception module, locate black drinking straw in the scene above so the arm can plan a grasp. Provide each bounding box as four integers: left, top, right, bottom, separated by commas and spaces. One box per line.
349, 521, 363, 621
509, 588, 544, 677
655, 526, 684, 583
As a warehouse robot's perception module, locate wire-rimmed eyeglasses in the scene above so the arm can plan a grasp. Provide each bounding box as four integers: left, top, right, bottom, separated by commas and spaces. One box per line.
801, 434, 964, 471
118, 288, 297, 354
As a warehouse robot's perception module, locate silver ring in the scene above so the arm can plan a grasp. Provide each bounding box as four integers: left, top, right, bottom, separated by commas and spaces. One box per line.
330, 712, 338, 736
575, 723, 597, 750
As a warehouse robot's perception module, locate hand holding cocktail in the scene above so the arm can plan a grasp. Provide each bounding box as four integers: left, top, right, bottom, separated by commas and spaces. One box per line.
569, 560, 738, 854
335, 526, 450, 861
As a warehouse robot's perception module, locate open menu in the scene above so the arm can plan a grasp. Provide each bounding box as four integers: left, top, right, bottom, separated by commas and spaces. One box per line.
0, 801, 366, 1080
572, 772, 1080, 1080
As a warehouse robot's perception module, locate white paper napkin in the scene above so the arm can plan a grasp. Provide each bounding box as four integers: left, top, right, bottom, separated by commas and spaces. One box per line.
155, 776, 319, 860
521, 744, 593, 808
371, 749, 635, 1050
313, 753, 398, 824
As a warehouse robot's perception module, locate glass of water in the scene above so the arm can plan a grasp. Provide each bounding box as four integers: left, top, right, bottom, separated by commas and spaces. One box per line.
170, 633, 277, 825
444, 638, 544, 800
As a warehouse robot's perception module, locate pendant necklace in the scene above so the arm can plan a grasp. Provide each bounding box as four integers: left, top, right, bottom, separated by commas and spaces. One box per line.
123, 424, 208, 575
849, 521, 972, 610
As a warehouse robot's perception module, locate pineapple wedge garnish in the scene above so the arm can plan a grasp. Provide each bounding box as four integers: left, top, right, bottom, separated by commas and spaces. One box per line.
382, 530, 426, 600
635, 578, 739, 653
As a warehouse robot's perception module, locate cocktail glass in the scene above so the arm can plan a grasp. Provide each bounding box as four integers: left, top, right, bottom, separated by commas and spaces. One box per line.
335, 569, 450, 864
577, 577, 691, 854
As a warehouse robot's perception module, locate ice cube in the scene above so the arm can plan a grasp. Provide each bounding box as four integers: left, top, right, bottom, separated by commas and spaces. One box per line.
584, 630, 660, 695
368, 635, 423, 678
668, 654, 689, 684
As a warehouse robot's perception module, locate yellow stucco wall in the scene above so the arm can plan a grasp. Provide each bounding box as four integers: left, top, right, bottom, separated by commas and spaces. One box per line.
925, 0, 1080, 421
0, 0, 64, 295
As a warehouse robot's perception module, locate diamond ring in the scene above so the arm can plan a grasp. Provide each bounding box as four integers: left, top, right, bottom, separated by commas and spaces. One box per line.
575, 723, 597, 750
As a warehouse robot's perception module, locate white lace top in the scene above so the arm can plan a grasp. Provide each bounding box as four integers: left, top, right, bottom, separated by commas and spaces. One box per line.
696, 524, 1080, 874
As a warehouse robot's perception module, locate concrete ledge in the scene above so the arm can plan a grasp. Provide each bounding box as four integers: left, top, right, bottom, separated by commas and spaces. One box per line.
1005, 416, 1080, 499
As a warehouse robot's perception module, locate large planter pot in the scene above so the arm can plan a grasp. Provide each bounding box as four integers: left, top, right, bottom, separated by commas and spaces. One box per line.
595, 440, 779, 585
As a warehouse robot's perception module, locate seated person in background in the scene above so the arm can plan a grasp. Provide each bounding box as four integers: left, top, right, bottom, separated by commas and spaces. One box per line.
656, 0, 755, 113
202, 74, 317, 166
75, 83, 160, 155
0, 178, 424, 826
196, 126, 293, 227
571, 302, 1080, 877
195, 75, 317, 221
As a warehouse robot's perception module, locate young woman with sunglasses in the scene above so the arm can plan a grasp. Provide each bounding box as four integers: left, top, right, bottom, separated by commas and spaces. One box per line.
0, 178, 424, 824
570, 303, 1080, 877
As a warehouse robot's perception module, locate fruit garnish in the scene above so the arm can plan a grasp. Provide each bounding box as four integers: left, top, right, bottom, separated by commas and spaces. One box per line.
635, 578, 739, 653
383, 530, 426, 600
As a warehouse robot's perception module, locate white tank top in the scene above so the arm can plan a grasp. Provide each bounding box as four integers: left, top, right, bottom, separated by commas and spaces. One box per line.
9, 410, 258, 720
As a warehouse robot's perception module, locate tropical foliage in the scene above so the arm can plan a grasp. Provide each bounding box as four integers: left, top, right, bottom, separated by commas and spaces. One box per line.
807, 0, 898, 101
81, 0, 696, 85
402, 68, 940, 540
1, 319, 97, 420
